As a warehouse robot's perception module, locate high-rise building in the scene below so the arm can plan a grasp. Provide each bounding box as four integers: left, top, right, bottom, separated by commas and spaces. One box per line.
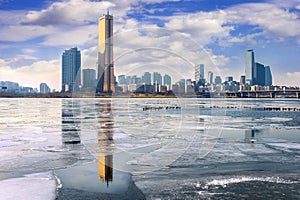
225, 76, 233, 82
82, 69, 96, 88
254, 62, 265, 86
195, 64, 205, 82
245, 49, 255, 85
118, 75, 126, 85
186, 79, 192, 85
40, 83, 50, 94
142, 72, 151, 85
215, 76, 222, 84
240, 75, 246, 85
0, 81, 20, 93
264, 66, 272, 86
207, 71, 214, 84
62, 47, 81, 92
163, 74, 171, 86
129, 75, 141, 84
153, 72, 162, 85
97, 11, 114, 94
177, 79, 186, 94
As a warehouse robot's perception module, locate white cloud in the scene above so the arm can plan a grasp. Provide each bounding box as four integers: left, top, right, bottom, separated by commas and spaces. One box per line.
268, 0, 300, 9
21, 49, 36, 54
22, 0, 115, 26
161, 2, 300, 47
0, 25, 57, 42
0, 59, 61, 90
7, 55, 38, 65
0, 10, 26, 25
112, 26, 227, 81
0, 0, 115, 43
225, 33, 263, 46
41, 25, 97, 46
226, 3, 300, 39
285, 72, 300, 86
81, 46, 97, 70
165, 10, 233, 47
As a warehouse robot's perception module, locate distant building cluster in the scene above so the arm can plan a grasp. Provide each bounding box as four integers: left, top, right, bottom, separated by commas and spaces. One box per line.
193, 49, 276, 94
0, 81, 54, 94
244, 49, 272, 87
59, 44, 299, 96
40, 83, 51, 94
115, 72, 173, 94
0, 81, 40, 94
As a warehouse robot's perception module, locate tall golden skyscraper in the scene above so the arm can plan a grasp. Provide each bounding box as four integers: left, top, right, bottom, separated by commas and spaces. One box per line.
97, 10, 114, 93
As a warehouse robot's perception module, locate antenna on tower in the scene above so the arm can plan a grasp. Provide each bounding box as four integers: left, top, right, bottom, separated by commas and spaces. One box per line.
107, 9, 109, 15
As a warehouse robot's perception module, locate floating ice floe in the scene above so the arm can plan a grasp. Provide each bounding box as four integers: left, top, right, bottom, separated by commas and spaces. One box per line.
206, 176, 299, 187
0, 172, 56, 200
267, 143, 300, 150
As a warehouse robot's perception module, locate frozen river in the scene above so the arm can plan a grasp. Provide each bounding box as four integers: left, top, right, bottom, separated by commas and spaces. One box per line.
0, 98, 300, 199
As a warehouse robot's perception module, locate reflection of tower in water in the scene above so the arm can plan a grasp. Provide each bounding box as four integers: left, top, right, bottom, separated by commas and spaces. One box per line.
61, 100, 81, 144
97, 101, 113, 186
244, 129, 258, 143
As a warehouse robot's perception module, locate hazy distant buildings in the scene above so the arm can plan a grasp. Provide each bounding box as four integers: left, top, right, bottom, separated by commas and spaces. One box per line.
174, 79, 186, 94
265, 66, 272, 86
142, 72, 151, 85
97, 11, 114, 93
240, 75, 246, 85
62, 47, 81, 92
207, 71, 213, 85
153, 72, 162, 85
0, 81, 20, 93
195, 64, 205, 85
245, 49, 255, 85
115, 72, 174, 94
215, 76, 222, 85
40, 83, 50, 94
20, 87, 34, 94
130, 75, 142, 84
82, 69, 96, 88
117, 75, 126, 85
225, 76, 233, 82
163, 74, 171, 88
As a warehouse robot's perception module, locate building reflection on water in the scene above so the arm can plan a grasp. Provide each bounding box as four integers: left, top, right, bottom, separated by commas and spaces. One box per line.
56, 100, 147, 197
244, 129, 260, 143
61, 99, 81, 144
97, 100, 114, 186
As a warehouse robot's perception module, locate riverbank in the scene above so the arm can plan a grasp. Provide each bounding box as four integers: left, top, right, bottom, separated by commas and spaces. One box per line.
0, 92, 300, 98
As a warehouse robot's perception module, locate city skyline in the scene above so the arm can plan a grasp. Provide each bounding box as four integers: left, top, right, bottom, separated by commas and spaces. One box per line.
0, 0, 300, 90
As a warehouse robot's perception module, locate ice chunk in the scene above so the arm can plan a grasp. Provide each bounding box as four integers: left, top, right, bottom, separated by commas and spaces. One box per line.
206, 176, 299, 187
0, 172, 56, 200
267, 143, 300, 150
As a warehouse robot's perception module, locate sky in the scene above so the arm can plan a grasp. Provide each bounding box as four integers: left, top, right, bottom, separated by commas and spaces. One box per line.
0, 0, 300, 90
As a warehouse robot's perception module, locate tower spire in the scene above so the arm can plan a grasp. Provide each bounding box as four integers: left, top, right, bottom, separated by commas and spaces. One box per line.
107, 9, 109, 15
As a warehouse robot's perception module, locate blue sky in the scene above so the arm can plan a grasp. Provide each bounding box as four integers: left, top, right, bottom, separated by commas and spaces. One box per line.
0, 0, 300, 90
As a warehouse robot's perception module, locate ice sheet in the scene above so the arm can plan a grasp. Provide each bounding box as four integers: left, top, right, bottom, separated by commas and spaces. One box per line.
0, 172, 56, 200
